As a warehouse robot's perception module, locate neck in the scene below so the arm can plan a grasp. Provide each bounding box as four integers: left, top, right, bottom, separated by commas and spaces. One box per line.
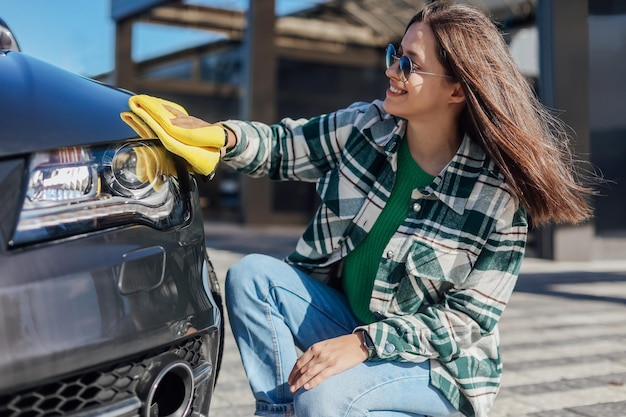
404, 120, 462, 176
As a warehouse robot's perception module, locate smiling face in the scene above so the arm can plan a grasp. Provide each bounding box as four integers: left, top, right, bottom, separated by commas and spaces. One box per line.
383, 21, 458, 124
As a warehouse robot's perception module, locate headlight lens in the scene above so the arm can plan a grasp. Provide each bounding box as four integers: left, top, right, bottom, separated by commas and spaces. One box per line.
24, 147, 98, 207
11, 141, 188, 246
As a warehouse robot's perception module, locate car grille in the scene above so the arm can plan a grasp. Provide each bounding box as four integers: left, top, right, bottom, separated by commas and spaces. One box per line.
0, 335, 208, 417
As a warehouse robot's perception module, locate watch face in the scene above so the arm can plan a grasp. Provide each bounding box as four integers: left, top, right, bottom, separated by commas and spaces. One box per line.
361, 330, 375, 350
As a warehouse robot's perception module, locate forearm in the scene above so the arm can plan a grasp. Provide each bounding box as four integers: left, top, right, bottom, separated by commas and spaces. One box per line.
220, 117, 339, 181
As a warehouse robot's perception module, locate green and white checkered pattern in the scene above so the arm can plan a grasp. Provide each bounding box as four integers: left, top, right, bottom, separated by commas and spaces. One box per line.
223, 100, 528, 417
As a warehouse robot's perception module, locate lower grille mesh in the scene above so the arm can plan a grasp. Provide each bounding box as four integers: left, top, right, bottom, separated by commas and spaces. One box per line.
0, 335, 206, 417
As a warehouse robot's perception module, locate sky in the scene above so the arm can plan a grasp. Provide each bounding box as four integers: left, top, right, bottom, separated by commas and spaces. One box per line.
1, 0, 320, 77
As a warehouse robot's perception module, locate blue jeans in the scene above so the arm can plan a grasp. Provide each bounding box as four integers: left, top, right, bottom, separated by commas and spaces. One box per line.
225, 254, 459, 417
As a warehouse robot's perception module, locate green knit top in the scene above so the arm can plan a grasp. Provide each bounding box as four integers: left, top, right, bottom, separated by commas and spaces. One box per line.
342, 139, 435, 324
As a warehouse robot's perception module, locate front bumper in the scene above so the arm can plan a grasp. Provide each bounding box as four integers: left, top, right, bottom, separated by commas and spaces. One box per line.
1, 331, 220, 417
0, 178, 222, 416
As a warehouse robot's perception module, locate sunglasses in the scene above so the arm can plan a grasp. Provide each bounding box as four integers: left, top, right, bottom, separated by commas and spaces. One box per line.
385, 44, 452, 82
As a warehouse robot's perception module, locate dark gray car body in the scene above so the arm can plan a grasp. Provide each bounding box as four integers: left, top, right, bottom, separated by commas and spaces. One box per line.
0, 47, 223, 417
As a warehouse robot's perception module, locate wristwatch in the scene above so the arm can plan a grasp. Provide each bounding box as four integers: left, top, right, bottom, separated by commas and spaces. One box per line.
356, 329, 376, 359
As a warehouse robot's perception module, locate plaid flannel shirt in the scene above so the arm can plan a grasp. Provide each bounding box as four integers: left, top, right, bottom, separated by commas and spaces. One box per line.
222, 100, 528, 417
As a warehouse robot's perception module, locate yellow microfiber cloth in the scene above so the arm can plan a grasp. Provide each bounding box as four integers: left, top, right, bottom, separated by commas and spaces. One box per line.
120, 110, 177, 188
134, 145, 175, 187
120, 110, 155, 139
125, 95, 224, 176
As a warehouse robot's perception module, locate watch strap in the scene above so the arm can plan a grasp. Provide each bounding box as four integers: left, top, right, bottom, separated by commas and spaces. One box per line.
357, 329, 376, 358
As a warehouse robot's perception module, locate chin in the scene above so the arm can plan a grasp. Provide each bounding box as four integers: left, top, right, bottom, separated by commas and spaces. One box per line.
383, 98, 404, 118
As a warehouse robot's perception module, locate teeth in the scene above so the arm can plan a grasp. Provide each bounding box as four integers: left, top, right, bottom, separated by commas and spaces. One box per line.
390, 86, 405, 94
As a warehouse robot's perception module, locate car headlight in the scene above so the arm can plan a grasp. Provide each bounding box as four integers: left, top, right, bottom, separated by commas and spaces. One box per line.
10, 141, 189, 246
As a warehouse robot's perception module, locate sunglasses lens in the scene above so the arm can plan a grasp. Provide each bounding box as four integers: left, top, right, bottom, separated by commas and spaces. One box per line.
385, 45, 394, 69
385, 44, 413, 82
398, 56, 412, 82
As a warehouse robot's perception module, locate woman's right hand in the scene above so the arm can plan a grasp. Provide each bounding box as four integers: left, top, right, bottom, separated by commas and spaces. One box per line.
125, 94, 228, 176
168, 108, 237, 156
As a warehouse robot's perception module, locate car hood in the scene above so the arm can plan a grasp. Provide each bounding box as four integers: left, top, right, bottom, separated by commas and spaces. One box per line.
0, 51, 138, 158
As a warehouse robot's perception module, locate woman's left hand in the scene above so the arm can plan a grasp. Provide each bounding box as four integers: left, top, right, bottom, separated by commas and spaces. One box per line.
288, 333, 369, 393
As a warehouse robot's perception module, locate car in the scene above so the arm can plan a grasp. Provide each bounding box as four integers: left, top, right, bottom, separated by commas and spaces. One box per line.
0, 17, 19, 52
0, 18, 223, 417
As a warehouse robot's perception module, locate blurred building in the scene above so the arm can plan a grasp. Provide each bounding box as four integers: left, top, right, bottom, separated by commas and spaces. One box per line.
104, 0, 626, 261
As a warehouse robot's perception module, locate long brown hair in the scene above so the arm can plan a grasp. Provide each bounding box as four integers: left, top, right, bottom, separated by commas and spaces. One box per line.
408, 1, 595, 225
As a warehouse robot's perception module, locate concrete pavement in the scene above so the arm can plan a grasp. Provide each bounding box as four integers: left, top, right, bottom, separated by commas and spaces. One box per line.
204, 222, 626, 417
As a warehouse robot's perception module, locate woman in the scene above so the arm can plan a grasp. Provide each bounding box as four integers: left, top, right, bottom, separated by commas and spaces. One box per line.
126, 2, 594, 416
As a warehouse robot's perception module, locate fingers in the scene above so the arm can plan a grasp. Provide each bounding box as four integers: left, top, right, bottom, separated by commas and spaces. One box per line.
288, 344, 335, 392
287, 349, 309, 390
163, 104, 214, 130
287, 334, 368, 393
163, 104, 187, 118
290, 365, 333, 392
170, 115, 213, 129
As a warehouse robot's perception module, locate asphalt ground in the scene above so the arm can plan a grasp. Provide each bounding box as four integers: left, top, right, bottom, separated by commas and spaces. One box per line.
203, 222, 626, 417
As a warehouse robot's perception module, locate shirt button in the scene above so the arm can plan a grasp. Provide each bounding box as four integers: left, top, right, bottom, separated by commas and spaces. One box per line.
385, 343, 396, 353
413, 202, 421, 212
386, 250, 394, 259
411, 189, 423, 199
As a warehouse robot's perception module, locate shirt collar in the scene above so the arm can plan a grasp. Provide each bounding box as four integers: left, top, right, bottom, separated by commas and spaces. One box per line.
371, 112, 499, 216
369, 111, 405, 155
423, 134, 497, 215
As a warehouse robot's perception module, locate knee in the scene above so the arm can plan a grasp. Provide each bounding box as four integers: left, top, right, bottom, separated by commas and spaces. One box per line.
224, 253, 279, 307
225, 253, 264, 285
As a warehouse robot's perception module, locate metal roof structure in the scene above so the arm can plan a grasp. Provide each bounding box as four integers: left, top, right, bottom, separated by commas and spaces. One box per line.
116, 0, 536, 48
110, 0, 536, 92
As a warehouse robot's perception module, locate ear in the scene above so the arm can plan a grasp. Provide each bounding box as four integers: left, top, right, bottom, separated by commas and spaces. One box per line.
448, 81, 466, 105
